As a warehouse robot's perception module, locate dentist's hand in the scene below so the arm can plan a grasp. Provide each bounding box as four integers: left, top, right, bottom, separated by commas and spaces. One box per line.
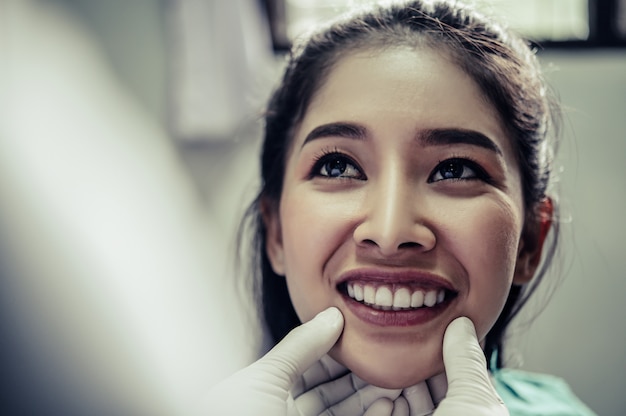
433, 317, 509, 415
293, 317, 509, 416
206, 307, 344, 415
291, 355, 405, 416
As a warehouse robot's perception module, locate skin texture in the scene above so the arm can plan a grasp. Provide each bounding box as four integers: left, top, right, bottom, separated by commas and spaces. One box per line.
264, 46, 546, 389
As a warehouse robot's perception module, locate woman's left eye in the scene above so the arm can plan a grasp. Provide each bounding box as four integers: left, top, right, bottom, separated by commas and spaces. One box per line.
429, 158, 487, 183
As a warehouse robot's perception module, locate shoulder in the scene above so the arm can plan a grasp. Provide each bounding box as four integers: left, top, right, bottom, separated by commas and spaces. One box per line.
491, 368, 597, 416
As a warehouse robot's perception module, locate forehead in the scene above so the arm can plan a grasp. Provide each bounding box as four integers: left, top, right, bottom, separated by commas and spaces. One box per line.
294, 46, 514, 159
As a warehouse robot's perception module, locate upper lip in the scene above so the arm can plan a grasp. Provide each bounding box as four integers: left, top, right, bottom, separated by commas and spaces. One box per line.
335, 267, 457, 291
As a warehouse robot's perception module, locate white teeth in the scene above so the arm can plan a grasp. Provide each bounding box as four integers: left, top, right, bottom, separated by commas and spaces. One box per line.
353, 284, 364, 301
347, 283, 355, 298
393, 287, 411, 309
363, 285, 376, 304
424, 290, 437, 307
375, 286, 393, 307
411, 291, 424, 308
345, 283, 448, 310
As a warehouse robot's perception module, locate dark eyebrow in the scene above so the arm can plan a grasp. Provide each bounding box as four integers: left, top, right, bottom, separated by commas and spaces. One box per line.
302, 124, 502, 155
302, 122, 367, 148
419, 128, 503, 155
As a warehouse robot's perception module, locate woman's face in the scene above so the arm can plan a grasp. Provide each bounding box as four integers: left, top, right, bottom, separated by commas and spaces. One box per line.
265, 47, 541, 388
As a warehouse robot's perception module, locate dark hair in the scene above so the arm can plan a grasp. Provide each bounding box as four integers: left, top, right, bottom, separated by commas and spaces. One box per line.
241, 0, 561, 370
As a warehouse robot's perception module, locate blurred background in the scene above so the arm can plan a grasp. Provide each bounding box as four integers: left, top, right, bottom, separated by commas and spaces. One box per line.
0, 0, 624, 414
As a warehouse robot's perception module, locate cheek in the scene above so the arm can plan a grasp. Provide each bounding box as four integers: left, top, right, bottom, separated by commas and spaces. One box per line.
447, 200, 523, 339
280, 194, 349, 272
278, 193, 357, 321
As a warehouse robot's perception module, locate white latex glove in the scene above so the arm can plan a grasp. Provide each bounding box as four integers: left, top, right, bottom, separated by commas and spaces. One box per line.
288, 315, 507, 416
206, 307, 344, 415
291, 355, 406, 416
416, 317, 509, 416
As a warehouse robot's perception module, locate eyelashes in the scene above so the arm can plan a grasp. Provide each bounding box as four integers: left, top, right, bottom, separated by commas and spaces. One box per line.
428, 157, 492, 184
309, 150, 492, 184
309, 149, 366, 180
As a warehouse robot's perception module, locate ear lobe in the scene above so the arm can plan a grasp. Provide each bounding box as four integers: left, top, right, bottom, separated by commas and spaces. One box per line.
261, 198, 286, 276
513, 197, 554, 285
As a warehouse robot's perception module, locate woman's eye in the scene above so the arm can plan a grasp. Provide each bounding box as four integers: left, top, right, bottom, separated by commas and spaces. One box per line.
313, 153, 364, 179
429, 158, 486, 183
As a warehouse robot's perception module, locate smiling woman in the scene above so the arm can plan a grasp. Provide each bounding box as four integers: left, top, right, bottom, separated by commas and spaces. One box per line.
262, 46, 529, 389
210, 1, 598, 415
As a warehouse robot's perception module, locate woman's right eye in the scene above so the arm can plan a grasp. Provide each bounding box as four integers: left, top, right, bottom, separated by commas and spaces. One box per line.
311, 153, 365, 179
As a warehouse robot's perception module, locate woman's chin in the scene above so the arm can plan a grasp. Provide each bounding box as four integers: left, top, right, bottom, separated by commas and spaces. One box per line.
328, 340, 445, 389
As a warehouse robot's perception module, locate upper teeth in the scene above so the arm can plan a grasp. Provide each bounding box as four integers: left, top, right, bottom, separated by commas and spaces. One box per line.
346, 282, 446, 310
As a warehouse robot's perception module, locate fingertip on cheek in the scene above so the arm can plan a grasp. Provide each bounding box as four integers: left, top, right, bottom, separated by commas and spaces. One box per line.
315, 306, 344, 330
447, 316, 476, 335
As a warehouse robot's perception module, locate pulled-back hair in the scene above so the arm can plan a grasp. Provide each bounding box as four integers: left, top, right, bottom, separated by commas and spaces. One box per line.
242, 0, 560, 370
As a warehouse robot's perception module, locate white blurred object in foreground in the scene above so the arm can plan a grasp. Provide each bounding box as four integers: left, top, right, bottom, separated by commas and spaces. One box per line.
0, 0, 254, 414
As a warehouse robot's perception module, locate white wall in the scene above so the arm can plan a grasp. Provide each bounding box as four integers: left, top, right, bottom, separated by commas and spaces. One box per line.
507, 50, 626, 416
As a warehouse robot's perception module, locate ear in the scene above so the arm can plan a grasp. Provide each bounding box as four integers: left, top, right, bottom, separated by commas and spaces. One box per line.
513, 197, 554, 285
261, 197, 286, 276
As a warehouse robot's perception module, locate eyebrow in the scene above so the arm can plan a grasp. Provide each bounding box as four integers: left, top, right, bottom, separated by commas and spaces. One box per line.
301, 122, 502, 156
419, 128, 503, 156
302, 122, 367, 147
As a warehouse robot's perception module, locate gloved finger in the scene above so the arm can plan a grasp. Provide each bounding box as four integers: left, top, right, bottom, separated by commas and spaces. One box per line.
362, 398, 394, 416
295, 372, 400, 415
425, 373, 447, 406
442, 317, 505, 406
256, 307, 344, 392
402, 381, 434, 416
292, 355, 349, 398
322, 381, 402, 416
391, 395, 409, 416
294, 371, 368, 415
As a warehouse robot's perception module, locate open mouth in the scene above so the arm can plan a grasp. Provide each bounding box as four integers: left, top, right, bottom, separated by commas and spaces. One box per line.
338, 281, 457, 311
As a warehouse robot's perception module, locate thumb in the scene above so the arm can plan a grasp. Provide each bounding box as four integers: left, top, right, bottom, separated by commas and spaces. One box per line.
441, 317, 506, 411
256, 307, 344, 391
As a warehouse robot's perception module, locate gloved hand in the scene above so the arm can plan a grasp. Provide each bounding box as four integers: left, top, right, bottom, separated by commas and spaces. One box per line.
206, 307, 408, 416
205, 307, 344, 415
291, 355, 405, 416
293, 316, 508, 416
402, 317, 509, 416
208, 311, 507, 416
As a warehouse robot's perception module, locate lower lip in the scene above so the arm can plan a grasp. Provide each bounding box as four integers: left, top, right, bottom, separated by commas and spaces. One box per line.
342, 294, 452, 327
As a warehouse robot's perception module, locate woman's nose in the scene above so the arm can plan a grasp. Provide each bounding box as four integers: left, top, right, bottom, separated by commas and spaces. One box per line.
353, 173, 436, 256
